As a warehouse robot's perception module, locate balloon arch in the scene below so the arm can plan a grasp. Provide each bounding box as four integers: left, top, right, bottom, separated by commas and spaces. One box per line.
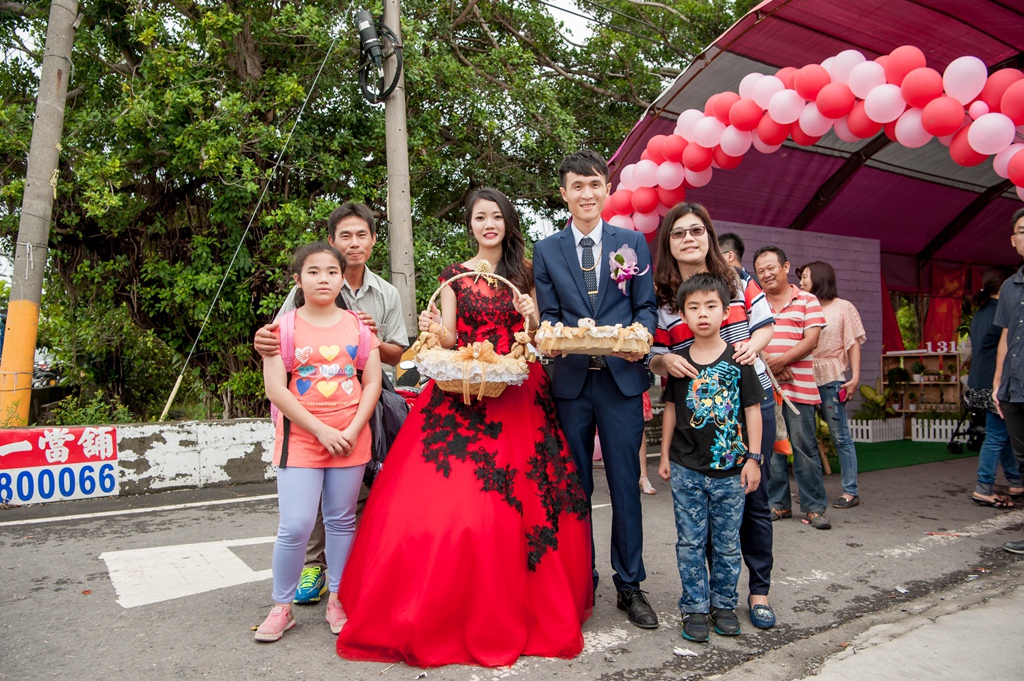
605, 45, 1024, 239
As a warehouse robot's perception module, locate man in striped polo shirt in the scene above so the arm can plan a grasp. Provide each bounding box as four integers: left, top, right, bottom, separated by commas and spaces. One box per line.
753, 246, 831, 530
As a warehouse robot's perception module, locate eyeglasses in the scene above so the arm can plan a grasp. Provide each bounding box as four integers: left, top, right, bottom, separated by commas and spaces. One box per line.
669, 226, 706, 239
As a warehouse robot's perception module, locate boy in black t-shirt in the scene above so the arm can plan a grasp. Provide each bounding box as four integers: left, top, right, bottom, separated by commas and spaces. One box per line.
658, 273, 764, 642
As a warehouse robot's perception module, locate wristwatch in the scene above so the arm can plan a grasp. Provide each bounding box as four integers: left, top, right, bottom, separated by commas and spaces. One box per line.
746, 452, 764, 464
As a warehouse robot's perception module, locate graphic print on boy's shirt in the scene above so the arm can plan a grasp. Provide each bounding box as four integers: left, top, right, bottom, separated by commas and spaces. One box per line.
687, 361, 745, 469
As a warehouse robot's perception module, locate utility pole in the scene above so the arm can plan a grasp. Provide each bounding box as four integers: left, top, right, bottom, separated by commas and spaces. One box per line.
381, 0, 417, 340
0, 0, 79, 425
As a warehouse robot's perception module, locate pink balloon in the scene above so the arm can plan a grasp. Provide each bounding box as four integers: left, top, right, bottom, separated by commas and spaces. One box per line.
848, 60, 886, 99
994, 143, 1024, 178
1017, 185, 1024, 201
799, 102, 834, 137
674, 109, 706, 142
752, 75, 785, 110
655, 161, 685, 190
894, 107, 932, 148
693, 116, 726, 148
633, 159, 660, 187
943, 56, 988, 105
608, 214, 635, 230
968, 100, 990, 119
830, 49, 866, 85
864, 83, 907, 123
967, 112, 1017, 155
619, 164, 639, 191
937, 132, 956, 147
767, 89, 805, 124
719, 125, 753, 157
685, 166, 713, 187
632, 211, 660, 233
833, 116, 860, 143
738, 72, 765, 100
751, 137, 783, 154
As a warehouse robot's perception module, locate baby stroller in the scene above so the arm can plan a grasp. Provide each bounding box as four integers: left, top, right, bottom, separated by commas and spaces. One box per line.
946, 390, 988, 455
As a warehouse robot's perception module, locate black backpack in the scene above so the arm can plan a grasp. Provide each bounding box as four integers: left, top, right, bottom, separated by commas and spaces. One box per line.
363, 370, 410, 487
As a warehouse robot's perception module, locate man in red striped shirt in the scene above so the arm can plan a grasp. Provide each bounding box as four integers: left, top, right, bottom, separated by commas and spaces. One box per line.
753, 246, 831, 530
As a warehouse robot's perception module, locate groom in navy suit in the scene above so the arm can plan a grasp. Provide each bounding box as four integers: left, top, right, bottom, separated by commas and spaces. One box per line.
533, 150, 659, 629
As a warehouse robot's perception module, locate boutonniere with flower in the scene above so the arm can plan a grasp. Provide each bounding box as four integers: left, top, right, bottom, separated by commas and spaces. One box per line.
608, 245, 649, 295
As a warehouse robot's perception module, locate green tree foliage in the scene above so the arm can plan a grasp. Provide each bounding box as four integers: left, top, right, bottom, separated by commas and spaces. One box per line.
0, 0, 754, 419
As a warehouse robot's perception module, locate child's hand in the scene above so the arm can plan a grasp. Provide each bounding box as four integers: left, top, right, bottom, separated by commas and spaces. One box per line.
315, 426, 350, 456
336, 426, 361, 457
741, 458, 761, 494
658, 457, 671, 481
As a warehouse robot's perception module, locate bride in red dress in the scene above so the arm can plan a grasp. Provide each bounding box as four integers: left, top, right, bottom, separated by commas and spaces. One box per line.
336, 188, 593, 668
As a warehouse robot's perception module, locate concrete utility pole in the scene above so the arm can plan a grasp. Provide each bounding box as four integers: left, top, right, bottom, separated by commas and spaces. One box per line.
0, 0, 79, 425
382, 0, 417, 340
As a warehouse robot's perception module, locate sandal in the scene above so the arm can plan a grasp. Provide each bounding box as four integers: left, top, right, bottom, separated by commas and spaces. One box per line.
971, 493, 1014, 508
769, 508, 792, 521
639, 477, 657, 495
1007, 487, 1024, 501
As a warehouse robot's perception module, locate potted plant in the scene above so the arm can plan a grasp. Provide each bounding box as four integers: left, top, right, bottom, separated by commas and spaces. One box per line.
886, 366, 911, 387
911, 361, 925, 382
907, 391, 917, 411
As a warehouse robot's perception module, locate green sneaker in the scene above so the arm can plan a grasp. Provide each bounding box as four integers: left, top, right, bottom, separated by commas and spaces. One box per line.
294, 566, 327, 604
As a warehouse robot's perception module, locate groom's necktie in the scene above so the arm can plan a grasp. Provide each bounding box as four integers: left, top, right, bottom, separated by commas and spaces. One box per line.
580, 236, 598, 313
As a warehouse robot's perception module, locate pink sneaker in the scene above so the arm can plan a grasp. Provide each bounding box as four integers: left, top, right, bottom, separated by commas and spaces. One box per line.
326, 599, 347, 634
254, 604, 295, 642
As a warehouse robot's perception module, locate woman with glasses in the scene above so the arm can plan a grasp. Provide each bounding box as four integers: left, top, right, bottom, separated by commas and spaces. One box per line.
647, 202, 778, 630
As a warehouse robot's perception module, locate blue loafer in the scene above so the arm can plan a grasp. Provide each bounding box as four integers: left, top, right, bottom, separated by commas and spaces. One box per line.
748, 597, 776, 629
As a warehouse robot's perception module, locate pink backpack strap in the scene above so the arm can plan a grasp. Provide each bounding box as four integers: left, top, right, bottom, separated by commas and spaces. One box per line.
345, 310, 373, 371
279, 310, 297, 373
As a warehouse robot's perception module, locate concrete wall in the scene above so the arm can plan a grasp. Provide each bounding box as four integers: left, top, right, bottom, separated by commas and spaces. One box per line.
715, 221, 883, 399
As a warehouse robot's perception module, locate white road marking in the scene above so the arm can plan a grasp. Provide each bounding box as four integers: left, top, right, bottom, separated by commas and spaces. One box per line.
0, 493, 278, 528
99, 536, 276, 608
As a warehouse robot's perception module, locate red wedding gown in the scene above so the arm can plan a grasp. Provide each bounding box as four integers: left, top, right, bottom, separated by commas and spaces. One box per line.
336, 263, 593, 668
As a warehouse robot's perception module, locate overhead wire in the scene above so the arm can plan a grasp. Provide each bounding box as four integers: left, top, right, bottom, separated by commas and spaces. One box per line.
529, 0, 668, 47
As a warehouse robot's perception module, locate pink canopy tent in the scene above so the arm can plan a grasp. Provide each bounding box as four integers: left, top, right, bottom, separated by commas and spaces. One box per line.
608, 0, 1024, 298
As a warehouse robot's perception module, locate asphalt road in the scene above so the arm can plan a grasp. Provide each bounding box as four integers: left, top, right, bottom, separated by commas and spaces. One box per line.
1, 455, 1021, 681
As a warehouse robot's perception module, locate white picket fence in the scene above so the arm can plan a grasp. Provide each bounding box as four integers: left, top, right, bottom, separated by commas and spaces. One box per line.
849, 417, 904, 443
911, 418, 966, 443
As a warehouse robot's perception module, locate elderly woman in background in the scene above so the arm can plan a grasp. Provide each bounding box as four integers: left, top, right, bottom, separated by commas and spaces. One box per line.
799, 261, 865, 510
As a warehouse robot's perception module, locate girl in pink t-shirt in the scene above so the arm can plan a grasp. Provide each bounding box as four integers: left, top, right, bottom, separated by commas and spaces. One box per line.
255, 242, 382, 642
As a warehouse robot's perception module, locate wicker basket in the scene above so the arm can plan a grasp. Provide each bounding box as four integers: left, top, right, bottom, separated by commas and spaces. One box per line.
411, 267, 534, 403
533, 318, 652, 356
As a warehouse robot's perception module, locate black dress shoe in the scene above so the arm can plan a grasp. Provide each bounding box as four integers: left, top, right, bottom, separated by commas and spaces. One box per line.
616, 589, 658, 629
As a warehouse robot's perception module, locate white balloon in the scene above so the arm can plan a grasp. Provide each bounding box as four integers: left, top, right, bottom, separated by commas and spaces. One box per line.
656, 202, 672, 216
632, 211, 660, 233
894, 107, 932, 148
693, 116, 726, 148
752, 137, 783, 153
967, 112, 1017, 156
1017, 185, 1024, 202
655, 161, 685, 190
937, 132, 956, 147
768, 89, 806, 125
608, 214, 635, 230
685, 166, 713, 187
994, 143, 1024, 178
830, 50, 866, 85
943, 55, 988, 105
833, 116, 860, 143
739, 72, 766, 100
719, 126, 753, 156
619, 164, 639, 191
821, 56, 835, 73
799, 102, 834, 137
633, 159, 660, 187
968, 100, 990, 120
848, 60, 886, 99
752, 75, 785, 110
675, 109, 706, 142
864, 83, 906, 123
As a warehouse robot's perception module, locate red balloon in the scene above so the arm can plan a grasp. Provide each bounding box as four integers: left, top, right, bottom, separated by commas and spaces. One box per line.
949, 126, 987, 167
640, 149, 651, 161
794, 64, 831, 100
646, 134, 668, 164
631, 186, 660, 214
900, 67, 944, 109
601, 202, 617, 222
682, 143, 714, 171
875, 55, 889, 69
847, 101, 883, 138
713, 146, 743, 169
816, 82, 856, 118
661, 134, 688, 163
729, 98, 764, 131
713, 92, 741, 124
1001, 80, 1024, 125
704, 93, 720, 117
656, 184, 687, 209
609, 189, 634, 215
790, 121, 821, 147
775, 66, 798, 90
884, 45, 927, 86
1008, 149, 1024, 186
883, 119, 899, 142
757, 115, 791, 145
921, 96, 966, 136
980, 68, 1024, 112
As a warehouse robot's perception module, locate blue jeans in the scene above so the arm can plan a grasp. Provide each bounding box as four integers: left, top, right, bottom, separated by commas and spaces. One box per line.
671, 462, 745, 613
818, 382, 859, 496
976, 411, 1023, 495
769, 401, 828, 513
